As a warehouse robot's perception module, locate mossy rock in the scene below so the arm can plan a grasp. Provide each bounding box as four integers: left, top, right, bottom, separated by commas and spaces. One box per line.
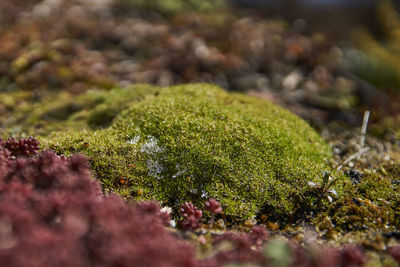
42, 84, 333, 220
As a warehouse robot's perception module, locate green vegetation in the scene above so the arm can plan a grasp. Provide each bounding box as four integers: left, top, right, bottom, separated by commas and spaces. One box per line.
319, 168, 400, 232
3, 83, 399, 230
2, 0, 400, 264
347, 0, 400, 140
349, 0, 400, 90
39, 84, 332, 221
0, 84, 158, 136
116, 0, 227, 16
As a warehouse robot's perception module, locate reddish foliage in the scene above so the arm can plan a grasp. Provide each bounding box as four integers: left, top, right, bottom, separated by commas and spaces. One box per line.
289, 241, 311, 267
249, 226, 269, 248
308, 245, 341, 267
179, 202, 203, 230
135, 201, 171, 226
388, 245, 400, 263
205, 227, 268, 266
0, 137, 40, 157
0, 147, 198, 267
341, 245, 366, 267
204, 198, 223, 214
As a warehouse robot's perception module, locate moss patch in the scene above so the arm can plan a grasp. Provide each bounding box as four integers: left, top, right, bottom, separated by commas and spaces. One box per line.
40, 84, 333, 221
335, 165, 400, 230
0, 84, 158, 136
116, 0, 227, 17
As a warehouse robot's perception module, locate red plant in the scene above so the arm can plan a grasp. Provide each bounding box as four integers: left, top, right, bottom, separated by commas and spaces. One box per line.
341, 245, 365, 267
307, 245, 341, 267
0, 148, 198, 267
1, 137, 40, 157
179, 202, 202, 230
204, 198, 223, 214
207, 227, 268, 266
249, 226, 269, 248
388, 245, 400, 263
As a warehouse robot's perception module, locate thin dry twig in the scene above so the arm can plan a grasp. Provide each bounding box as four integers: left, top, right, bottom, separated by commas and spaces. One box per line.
360, 110, 370, 149
336, 110, 371, 171
337, 147, 370, 171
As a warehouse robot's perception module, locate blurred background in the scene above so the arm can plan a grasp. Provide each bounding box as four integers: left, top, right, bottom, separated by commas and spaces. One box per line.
0, 0, 400, 143
233, 0, 379, 40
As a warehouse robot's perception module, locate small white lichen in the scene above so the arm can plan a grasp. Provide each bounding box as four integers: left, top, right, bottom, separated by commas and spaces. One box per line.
140, 136, 164, 155
160, 206, 172, 215
146, 159, 164, 179
172, 163, 187, 179
327, 188, 337, 196
138, 136, 166, 179
127, 135, 140, 145
307, 181, 317, 187
190, 188, 198, 194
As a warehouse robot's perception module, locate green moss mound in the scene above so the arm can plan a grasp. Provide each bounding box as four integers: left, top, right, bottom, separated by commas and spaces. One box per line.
42, 84, 332, 220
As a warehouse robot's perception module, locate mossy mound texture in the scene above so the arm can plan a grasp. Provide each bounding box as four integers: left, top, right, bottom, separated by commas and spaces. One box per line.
42, 84, 332, 220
